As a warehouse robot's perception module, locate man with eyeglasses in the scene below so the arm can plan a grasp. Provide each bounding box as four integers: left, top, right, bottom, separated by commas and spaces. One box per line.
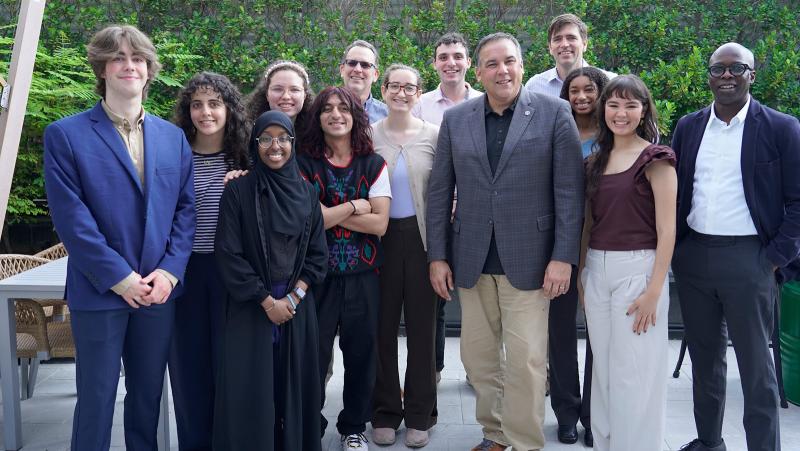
340, 40, 388, 123
671, 42, 800, 451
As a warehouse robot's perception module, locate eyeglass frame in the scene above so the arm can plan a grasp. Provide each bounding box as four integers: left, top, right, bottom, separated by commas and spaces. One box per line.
707, 63, 753, 78
343, 59, 376, 70
383, 82, 420, 96
256, 135, 294, 149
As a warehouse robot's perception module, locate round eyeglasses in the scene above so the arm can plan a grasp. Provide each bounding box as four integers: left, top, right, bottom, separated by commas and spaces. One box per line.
256, 135, 294, 148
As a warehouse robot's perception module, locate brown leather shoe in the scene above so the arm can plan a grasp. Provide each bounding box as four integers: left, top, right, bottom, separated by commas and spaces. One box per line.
470, 438, 508, 451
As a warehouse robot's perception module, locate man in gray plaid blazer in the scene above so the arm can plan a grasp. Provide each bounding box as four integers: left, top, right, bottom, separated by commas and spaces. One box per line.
426, 32, 584, 451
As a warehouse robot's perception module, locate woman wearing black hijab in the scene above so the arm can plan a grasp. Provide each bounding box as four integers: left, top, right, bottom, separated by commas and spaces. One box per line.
213, 110, 328, 451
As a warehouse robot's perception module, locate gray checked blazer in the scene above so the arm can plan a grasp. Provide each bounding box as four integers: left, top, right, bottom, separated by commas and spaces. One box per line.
426, 87, 584, 291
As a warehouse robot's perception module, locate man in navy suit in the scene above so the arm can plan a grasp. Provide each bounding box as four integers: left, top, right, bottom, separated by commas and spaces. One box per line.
43, 25, 194, 451
671, 42, 800, 451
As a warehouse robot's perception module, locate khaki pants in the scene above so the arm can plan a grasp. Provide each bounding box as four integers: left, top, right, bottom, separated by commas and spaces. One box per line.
459, 274, 550, 451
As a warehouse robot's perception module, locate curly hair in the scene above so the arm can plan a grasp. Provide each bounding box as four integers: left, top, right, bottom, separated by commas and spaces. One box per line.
586, 74, 660, 200
244, 60, 314, 139
173, 71, 250, 170
559, 66, 610, 117
299, 86, 374, 159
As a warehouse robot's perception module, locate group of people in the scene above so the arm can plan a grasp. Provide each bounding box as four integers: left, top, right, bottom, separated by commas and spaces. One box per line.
41, 11, 799, 451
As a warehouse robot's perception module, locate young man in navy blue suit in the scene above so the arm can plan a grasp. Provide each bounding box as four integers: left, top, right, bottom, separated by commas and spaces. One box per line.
671, 42, 800, 451
43, 25, 194, 451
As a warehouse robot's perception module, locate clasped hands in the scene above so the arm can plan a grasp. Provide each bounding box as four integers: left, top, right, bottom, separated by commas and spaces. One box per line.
261, 295, 295, 325
121, 271, 173, 308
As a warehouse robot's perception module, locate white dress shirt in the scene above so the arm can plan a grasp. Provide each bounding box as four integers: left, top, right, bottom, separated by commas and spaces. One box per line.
688, 96, 758, 236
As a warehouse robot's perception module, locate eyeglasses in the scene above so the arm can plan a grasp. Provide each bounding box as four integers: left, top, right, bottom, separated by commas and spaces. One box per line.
344, 59, 376, 70
708, 63, 752, 78
384, 82, 419, 95
256, 135, 294, 148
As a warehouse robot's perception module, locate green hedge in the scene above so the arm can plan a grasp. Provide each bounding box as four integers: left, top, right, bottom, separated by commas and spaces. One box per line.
1, 0, 798, 223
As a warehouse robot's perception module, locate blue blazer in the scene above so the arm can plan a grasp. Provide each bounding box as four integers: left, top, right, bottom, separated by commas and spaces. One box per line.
671, 98, 800, 283
44, 102, 195, 310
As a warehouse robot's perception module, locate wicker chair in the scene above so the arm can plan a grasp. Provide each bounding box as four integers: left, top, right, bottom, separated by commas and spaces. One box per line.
33, 242, 68, 261
0, 254, 75, 399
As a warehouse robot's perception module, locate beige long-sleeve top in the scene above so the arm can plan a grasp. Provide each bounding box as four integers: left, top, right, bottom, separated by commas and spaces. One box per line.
372, 119, 439, 250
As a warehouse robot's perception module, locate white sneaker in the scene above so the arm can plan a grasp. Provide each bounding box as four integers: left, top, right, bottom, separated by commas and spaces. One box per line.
342, 433, 370, 450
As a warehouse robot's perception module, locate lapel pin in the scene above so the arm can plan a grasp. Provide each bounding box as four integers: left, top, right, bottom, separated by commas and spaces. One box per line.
524, 110, 530, 116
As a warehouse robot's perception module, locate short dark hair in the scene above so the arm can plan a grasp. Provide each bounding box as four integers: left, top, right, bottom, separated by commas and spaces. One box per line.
473, 32, 522, 67
433, 32, 470, 59
173, 72, 250, 171
299, 86, 374, 160
548, 14, 588, 42
86, 25, 161, 99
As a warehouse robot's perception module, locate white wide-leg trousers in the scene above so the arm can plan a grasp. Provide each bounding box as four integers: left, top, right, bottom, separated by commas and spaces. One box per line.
582, 248, 669, 451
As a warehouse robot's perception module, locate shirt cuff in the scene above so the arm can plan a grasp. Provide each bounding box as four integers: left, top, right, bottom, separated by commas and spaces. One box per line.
111, 271, 137, 295
155, 269, 178, 288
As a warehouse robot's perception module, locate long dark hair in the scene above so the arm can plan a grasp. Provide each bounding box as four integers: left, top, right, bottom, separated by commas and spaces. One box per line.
173, 72, 250, 170
559, 66, 610, 119
299, 86, 374, 159
244, 60, 314, 140
586, 74, 659, 200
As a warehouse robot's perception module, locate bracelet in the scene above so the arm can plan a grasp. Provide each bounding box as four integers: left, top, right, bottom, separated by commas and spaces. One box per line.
349, 200, 356, 214
286, 292, 298, 310
264, 298, 277, 312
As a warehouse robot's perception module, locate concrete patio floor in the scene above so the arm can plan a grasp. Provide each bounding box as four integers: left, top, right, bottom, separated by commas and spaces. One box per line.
3, 337, 799, 450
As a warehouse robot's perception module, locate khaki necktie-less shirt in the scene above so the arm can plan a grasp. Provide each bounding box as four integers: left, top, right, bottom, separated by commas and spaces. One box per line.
101, 101, 178, 296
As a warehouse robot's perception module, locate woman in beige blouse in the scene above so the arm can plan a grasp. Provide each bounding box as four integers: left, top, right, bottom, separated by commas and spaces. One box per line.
371, 64, 439, 448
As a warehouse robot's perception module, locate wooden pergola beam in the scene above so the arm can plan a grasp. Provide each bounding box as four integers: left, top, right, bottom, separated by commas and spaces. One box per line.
0, 0, 46, 243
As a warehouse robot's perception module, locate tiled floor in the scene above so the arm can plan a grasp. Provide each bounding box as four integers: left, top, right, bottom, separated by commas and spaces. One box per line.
4, 337, 799, 450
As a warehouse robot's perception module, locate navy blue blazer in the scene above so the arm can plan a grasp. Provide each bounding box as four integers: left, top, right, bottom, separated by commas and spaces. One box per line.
44, 102, 195, 310
671, 98, 800, 283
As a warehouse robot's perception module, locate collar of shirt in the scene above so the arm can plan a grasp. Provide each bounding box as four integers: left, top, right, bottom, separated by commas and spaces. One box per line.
432, 82, 482, 103
546, 59, 592, 83
484, 90, 519, 117
707, 95, 751, 130
101, 99, 145, 132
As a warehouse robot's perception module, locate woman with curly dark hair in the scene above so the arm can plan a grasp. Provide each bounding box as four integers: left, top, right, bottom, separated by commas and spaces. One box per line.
169, 71, 250, 450
245, 60, 314, 136
560, 66, 611, 158
297, 87, 391, 450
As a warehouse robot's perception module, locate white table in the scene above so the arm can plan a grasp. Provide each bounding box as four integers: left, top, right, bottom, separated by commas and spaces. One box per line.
0, 257, 171, 450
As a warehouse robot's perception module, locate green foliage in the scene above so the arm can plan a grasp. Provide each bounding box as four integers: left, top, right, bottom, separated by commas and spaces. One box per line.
1, 0, 799, 224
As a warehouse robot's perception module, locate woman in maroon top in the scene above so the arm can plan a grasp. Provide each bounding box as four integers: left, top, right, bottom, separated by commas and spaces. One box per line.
579, 75, 677, 451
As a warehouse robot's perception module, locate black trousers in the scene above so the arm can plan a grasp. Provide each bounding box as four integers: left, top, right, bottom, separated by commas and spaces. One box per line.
673, 231, 780, 451
317, 271, 380, 436
435, 297, 446, 372
548, 269, 592, 429
372, 217, 438, 430
168, 252, 226, 451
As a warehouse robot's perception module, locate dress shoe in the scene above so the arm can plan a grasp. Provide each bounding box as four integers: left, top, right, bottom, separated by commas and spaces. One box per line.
583, 427, 593, 447
557, 424, 579, 444
405, 428, 430, 448
372, 427, 396, 446
679, 438, 727, 451
470, 438, 508, 451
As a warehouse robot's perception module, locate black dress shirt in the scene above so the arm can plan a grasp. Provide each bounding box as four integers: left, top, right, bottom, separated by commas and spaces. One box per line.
482, 94, 518, 275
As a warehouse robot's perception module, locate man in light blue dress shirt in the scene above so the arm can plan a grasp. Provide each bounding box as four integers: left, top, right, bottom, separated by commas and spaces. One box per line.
339, 39, 388, 123
525, 14, 615, 98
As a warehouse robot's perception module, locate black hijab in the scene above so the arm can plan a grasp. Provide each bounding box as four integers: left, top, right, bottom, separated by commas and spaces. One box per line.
250, 110, 310, 236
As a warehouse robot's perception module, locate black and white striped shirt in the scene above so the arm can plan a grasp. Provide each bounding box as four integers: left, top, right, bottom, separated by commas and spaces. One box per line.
192, 150, 228, 253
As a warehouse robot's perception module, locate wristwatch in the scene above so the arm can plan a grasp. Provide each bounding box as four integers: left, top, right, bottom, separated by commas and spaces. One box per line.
293, 286, 307, 301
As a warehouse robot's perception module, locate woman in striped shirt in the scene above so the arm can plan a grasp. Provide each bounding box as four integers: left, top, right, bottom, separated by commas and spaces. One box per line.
169, 71, 250, 450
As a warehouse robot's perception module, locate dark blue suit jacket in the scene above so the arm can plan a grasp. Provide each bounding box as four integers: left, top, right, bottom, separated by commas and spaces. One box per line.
44, 102, 195, 310
672, 98, 800, 283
